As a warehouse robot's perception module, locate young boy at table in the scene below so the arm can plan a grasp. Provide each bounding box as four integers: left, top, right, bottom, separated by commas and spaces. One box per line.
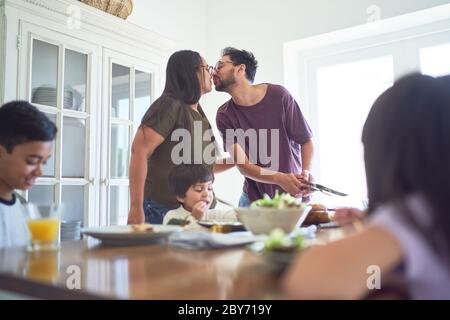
0, 101, 57, 247
163, 164, 237, 226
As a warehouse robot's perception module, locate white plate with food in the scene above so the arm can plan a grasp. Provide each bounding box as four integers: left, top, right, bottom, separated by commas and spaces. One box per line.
81, 224, 182, 245
197, 220, 246, 233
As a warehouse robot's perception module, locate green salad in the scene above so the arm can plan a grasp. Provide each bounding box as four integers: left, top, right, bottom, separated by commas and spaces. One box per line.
250, 190, 302, 209
263, 228, 304, 253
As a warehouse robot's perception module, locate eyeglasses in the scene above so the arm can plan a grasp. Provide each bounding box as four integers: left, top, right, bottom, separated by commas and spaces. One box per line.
200, 65, 214, 75
214, 61, 234, 71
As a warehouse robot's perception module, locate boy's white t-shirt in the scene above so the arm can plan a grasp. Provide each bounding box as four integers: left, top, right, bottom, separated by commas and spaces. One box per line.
163, 206, 237, 225
0, 195, 30, 248
163, 206, 197, 225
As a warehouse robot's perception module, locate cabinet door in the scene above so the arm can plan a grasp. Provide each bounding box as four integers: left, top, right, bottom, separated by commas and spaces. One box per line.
19, 23, 100, 227
101, 49, 160, 226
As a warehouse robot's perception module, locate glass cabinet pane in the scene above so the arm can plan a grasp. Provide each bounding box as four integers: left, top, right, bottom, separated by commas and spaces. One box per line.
28, 185, 55, 204
62, 117, 85, 178
43, 114, 57, 177
62, 186, 84, 222
111, 125, 129, 178
110, 186, 129, 225
111, 63, 130, 119
134, 70, 151, 123
64, 49, 87, 112
31, 40, 59, 107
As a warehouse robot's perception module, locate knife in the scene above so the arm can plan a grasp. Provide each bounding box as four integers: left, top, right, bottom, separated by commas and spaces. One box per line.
301, 180, 348, 197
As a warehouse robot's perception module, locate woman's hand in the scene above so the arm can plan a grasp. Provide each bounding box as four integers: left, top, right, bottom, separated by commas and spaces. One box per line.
191, 201, 208, 220
127, 204, 145, 224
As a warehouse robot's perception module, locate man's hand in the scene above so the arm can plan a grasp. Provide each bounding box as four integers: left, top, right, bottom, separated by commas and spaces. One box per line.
274, 172, 302, 196
299, 169, 314, 197
127, 205, 145, 224
191, 201, 208, 220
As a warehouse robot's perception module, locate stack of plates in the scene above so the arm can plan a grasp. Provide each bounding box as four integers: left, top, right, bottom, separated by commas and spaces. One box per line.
61, 220, 82, 241
32, 86, 74, 109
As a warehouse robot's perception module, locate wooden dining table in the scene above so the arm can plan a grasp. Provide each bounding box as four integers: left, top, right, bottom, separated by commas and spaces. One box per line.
0, 227, 351, 300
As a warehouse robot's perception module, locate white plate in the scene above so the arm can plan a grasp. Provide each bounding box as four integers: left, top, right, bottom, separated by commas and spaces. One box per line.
81, 225, 182, 246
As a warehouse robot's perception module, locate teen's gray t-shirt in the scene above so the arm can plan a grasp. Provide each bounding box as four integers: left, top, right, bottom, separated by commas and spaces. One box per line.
370, 194, 450, 299
0, 195, 29, 248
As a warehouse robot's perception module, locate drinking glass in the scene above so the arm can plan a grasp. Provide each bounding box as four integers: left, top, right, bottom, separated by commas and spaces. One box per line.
24, 203, 63, 252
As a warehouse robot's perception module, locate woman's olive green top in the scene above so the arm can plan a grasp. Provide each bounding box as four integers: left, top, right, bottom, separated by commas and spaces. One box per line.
141, 94, 216, 208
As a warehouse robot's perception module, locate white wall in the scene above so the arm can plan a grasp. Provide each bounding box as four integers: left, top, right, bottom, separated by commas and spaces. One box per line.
127, 0, 450, 205
127, 0, 207, 54
205, 0, 450, 84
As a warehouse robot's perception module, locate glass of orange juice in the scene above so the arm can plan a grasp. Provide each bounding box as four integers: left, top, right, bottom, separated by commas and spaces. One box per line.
25, 203, 63, 252
25, 251, 60, 283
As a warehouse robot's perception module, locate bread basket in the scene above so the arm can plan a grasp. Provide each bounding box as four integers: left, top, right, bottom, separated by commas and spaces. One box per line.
80, 0, 133, 19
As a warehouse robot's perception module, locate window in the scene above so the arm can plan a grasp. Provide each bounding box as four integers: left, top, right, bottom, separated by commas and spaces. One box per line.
285, 5, 450, 207
420, 43, 450, 77
316, 56, 393, 203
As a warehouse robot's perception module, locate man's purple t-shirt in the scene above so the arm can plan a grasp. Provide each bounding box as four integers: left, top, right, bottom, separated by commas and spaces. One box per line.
216, 84, 313, 203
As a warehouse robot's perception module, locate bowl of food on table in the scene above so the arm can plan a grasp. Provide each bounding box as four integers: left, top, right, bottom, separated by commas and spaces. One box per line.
235, 191, 311, 235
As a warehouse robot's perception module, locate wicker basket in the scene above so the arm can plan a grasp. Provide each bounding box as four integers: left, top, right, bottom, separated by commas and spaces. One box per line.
80, 0, 133, 19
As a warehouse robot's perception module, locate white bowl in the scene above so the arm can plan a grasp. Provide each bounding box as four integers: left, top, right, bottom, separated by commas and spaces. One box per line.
235, 204, 311, 235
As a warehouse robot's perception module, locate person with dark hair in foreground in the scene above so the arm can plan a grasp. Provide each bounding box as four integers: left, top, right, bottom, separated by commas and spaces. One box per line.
282, 74, 450, 299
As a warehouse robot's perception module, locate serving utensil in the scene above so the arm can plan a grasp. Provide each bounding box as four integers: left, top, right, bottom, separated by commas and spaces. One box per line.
301, 180, 348, 197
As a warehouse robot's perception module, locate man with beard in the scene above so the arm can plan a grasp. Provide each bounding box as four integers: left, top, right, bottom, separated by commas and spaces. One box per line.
214, 47, 314, 206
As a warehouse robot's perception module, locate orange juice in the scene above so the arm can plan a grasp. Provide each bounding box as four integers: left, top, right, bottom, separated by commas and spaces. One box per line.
26, 252, 59, 282
27, 219, 60, 242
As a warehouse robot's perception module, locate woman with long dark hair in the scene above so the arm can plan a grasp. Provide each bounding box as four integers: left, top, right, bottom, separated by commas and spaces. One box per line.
282, 73, 450, 299
127, 50, 221, 224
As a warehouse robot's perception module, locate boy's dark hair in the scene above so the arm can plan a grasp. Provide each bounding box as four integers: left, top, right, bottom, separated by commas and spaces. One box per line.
222, 47, 258, 82
169, 164, 214, 198
0, 100, 57, 152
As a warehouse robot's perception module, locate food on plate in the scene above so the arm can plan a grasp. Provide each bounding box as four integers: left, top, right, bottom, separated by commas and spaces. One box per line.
166, 218, 192, 227
251, 190, 302, 209
310, 203, 327, 211
197, 220, 246, 233
130, 223, 154, 232
302, 203, 334, 225
303, 211, 331, 225
210, 224, 232, 233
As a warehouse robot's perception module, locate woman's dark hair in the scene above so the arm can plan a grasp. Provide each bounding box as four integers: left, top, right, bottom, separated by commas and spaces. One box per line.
0, 100, 57, 152
362, 73, 450, 260
164, 50, 203, 105
140, 50, 209, 135
222, 47, 258, 82
168, 164, 214, 198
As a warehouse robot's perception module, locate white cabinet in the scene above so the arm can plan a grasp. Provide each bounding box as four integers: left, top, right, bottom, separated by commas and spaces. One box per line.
0, 0, 173, 227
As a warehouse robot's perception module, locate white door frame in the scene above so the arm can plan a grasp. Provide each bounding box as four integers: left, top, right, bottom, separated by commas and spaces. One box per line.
19, 20, 100, 227
101, 48, 164, 225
